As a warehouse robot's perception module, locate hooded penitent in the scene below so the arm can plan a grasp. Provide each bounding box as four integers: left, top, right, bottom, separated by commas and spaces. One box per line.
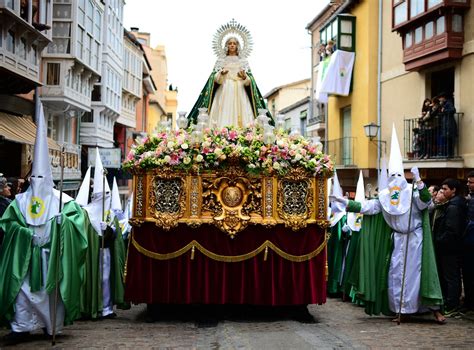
347, 170, 364, 231
329, 170, 346, 227
76, 166, 91, 207
110, 177, 126, 225
378, 125, 412, 215
17, 100, 57, 226
378, 156, 388, 195
84, 148, 111, 235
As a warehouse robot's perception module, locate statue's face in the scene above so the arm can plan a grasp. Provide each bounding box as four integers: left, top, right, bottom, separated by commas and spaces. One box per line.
226, 39, 238, 55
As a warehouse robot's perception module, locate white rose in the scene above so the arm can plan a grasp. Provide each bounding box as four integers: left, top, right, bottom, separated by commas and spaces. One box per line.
181, 143, 189, 150
167, 141, 175, 149
214, 148, 223, 156
183, 157, 191, 165
196, 154, 204, 162
164, 155, 171, 163
273, 162, 281, 170
294, 153, 302, 161
277, 140, 285, 147
290, 144, 298, 150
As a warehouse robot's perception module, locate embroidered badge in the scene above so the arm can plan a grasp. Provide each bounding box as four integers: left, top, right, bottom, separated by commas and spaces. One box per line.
29, 196, 45, 219
389, 186, 401, 206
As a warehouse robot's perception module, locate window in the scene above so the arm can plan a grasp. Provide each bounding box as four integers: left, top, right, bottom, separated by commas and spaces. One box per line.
405, 32, 413, 48
415, 26, 423, 44
47, 115, 57, 140
452, 14, 463, 32
300, 110, 307, 137
82, 112, 93, 123
425, 22, 434, 39
436, 16, 445, 34
52, 22, 71, 54
54, 4, 71, 19
7, 30, 15, 53
46, 63, 61, 85
394, 1, 408, 26
410, 0, 424, 18
320, 15, 355, 52
19, 37, 27, 60
341, 107, 352, 166
428, 0, 443, 7
31, 44, 38, 64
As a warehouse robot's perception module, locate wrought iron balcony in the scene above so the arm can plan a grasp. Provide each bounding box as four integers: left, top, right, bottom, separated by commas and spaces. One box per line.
403, 112, 463, 161
325, 137, 356, 167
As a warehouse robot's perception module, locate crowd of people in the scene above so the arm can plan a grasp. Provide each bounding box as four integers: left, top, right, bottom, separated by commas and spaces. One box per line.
413, 92, 458, 159
328, 126, 474, 324
0, 102, 131, 346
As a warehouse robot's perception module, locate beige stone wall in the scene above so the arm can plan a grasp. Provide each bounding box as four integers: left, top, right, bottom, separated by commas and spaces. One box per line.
380, 3, 474, 169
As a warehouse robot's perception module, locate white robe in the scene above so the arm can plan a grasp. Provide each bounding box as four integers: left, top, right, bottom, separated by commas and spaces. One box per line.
359, 190, 430, 314
209, 56, 255, 128
11, 190, 73, 334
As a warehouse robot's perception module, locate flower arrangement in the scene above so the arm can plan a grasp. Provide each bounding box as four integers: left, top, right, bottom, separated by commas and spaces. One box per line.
122, 126, 334, 177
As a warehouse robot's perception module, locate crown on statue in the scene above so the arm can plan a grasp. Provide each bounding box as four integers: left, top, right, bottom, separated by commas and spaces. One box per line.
212, 19, 253, 59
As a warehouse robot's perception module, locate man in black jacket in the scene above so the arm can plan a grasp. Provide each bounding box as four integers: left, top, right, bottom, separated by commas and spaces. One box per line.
433, 178, 466, 315
462, 171, 474, 312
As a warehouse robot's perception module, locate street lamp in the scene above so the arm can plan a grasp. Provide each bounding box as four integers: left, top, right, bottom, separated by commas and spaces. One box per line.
363, 122, 379, 140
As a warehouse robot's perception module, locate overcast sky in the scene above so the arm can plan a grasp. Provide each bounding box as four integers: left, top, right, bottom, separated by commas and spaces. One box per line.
123, 0, 329, 112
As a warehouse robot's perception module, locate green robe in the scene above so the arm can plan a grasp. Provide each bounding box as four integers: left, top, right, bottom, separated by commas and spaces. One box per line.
187, 70, 273, 126
0, 200, 88, 326
80, 213, 127, 319
327, 216, 347, 295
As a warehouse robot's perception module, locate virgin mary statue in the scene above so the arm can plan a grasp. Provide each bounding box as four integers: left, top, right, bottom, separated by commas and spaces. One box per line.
188, 19, 273, 128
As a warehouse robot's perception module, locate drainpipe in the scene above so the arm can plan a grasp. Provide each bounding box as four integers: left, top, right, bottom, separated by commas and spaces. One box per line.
377, 0, 383, 173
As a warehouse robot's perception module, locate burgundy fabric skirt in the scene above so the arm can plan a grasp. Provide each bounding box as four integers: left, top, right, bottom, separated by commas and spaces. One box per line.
125, 223, 326, 305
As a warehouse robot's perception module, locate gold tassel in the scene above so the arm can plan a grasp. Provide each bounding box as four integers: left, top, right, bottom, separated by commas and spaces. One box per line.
191, 245, 195, 260
264, 246, 268, 261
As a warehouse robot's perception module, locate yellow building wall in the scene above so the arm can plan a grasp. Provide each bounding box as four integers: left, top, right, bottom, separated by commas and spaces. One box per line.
147, 102, 166, 133
327, 0, 379, 170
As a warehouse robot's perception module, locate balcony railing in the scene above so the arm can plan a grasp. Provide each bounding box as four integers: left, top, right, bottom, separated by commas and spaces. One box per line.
325, 137, 356, 167
403, 112, 463, 160
308, 114, 325, 126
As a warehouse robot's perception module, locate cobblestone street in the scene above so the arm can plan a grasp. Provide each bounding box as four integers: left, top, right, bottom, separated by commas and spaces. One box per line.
1, 298, 474, 349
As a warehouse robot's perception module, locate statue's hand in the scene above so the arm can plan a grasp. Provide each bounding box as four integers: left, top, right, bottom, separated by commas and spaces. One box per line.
221, 69, 228, 75
238, 70, 247, 80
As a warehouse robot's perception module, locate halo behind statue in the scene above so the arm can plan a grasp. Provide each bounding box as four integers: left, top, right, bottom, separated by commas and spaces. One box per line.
212, 19, 253, 59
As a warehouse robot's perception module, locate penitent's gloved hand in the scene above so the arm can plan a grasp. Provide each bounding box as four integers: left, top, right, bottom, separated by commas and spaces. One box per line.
329, 195, 349, 207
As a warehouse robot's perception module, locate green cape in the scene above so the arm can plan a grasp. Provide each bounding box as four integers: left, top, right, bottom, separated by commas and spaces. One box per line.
79, 213, 127, 319
0, 200, 88, 325
187, 70, 274, 126
327, 216, 347, 294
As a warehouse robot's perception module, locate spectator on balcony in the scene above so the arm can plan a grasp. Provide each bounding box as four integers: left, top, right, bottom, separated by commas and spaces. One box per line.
461, 171, 474, 312
419, 98, 440, 159
416, 99, 432, 159
437, 92, 457, 158
433, 178, 466, 316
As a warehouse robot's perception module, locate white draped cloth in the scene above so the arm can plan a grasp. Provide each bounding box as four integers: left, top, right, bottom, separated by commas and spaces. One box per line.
11, 190, 73, 335
209, 56, 255, 128
358, 189, 431, 314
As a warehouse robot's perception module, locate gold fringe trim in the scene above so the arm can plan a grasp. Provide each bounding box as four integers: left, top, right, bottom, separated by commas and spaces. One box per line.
131, 235, 327, 263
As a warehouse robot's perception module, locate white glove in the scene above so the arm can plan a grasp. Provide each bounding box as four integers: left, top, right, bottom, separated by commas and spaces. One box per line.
411, 166, 421, 182
100, 221, 107, 231
55, 214, 62, 225
329, 195, 349, 207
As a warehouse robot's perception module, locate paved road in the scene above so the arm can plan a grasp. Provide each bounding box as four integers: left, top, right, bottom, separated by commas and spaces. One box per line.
1, 298, 473, 349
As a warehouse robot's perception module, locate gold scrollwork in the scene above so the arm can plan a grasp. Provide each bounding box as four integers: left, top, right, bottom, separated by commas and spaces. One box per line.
277, 168, 314, 231
208, 176, 252, 238
129, 218, 145, 227
149, 175, 187, 231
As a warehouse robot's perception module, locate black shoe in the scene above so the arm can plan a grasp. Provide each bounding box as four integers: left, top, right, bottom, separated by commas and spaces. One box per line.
102, 312, 117, 320
2, 331, 30, 345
